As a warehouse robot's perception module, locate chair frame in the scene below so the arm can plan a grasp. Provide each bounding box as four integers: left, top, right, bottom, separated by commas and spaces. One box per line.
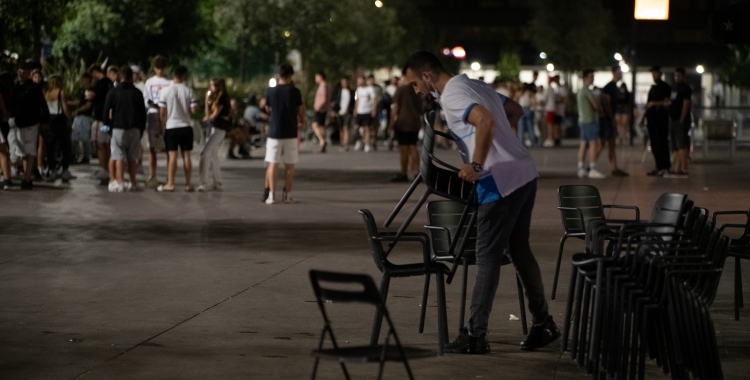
712, 209, 750, 321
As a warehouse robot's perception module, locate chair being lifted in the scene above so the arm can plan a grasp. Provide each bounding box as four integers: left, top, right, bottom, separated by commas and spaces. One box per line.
383, 110, 476, 285
309, 270, 436, 380
712, 208, 750, 320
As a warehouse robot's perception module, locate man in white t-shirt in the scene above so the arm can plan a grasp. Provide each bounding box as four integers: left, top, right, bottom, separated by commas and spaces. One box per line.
143, 55, 171, 188
403, 51, 558, 354
156, 65, 197, 192
352, 76, 377, 152
554, 78, 568, 146
542, 77, 558, 147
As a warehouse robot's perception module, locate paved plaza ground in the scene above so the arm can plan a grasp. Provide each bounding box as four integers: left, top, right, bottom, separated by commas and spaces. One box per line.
1, 140, 749, 379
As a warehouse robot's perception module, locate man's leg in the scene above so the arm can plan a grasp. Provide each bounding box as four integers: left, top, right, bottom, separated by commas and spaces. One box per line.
115, 160, 124, 184
398, 145, 409, 176
0, 145, 10, 180
127, 159, 138, 186
283, 164, 295, 193
182, 150, 193, 187
312, 121, 325, 149
607, 139, 618, 170
577, 141, 587, 165
23, 155, 34, 182
363, 126, 370, 148
266, 163, 278, 193
588, 140, 601, 164
149, 148, 158, 180
408, 145, 419, 174
165, 150, 178, 189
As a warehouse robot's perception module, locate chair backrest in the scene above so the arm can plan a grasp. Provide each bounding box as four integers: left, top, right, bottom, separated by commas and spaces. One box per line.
557, 185, 606, 234
647, 193, 689, 233
309, 270, 383, 307
421, 112, 475, 202
420, 111, 438, 177
426, 201, 477, 258
359, 209, 387, 273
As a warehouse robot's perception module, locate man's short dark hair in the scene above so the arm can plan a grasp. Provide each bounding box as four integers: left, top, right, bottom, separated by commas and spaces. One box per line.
152, 55, 168, 70
612, 65, 622, 73
675, 67, 686, 75
81, 73, 92, 81
583, 69, 595, 77
88, 65, 103, 74
532, 70, 539, 76
403, 50, 446, 77
316, 71, 326, 80
173, 65, 188, 79
118, 66, 133, 82
279, 63, 294, 78
107, 65, 119, 74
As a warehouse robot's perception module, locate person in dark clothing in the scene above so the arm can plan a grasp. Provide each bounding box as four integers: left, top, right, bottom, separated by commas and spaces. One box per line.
263, 64, 304, 204
599, 65, 628, 177
645, 66, 672, 176
9, 62, 49, 189
89, 65, 114, 179
0, 72, 14, 189
102, 66, 146, 192
331, 77, 354, 151
390, 76, 422, 182
665, 67, 692, 178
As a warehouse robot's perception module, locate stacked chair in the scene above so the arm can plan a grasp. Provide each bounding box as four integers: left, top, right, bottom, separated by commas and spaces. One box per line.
712, 208, 750, 321
561, 193, 730, 380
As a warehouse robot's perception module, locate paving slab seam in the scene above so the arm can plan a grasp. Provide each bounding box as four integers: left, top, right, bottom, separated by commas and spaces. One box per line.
68, 253, 318, 380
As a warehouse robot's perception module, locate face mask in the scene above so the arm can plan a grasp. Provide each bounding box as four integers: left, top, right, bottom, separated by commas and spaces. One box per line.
424, 73, 440, 101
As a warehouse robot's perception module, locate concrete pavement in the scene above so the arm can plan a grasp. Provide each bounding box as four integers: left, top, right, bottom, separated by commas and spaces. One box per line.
1, 141, 749, 379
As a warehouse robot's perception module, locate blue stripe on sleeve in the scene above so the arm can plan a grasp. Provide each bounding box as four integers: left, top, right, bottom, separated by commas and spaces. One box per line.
462, 103, 478, 123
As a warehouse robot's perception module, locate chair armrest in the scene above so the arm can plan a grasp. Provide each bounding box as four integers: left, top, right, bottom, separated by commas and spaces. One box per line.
719, 224, 750, 233
428, 153, 461, 172
373, 234, 432, 264
603, 204, 640, 221
380, 232, 430, 237
712, 210, 749, 225
558, 207, 586, 233
424, 225, 452, 244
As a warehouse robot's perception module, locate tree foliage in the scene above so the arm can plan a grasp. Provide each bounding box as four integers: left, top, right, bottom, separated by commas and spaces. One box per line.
496, 51, 521, 82
720, 45, 750, 89
529, 0, 614, 72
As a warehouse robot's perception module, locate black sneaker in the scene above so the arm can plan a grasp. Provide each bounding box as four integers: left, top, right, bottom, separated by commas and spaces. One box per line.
33, 168, 43, 181
20, 180, 33, 190
520, 316, 560, 351
3, 180, 17, 190
391, 174, 409, 182
262, 187, 270, 203
444, 328, 491, 354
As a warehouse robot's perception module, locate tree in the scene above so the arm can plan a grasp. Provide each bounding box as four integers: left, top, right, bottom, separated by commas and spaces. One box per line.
529, 0, 615, 71
720, 45, 750, 89
496, 50, 521, 82
0, 0, 66, 63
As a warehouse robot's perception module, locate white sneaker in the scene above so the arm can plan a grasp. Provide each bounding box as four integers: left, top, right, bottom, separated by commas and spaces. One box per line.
353, 141, 363, 151
108, 181, 123, 192
265, 195, 275, 205
196, 184, 207, 192
588, 169, 606, 179
364, 145, 371, 153
542, 140, 555, 148
577, 168, 588, 178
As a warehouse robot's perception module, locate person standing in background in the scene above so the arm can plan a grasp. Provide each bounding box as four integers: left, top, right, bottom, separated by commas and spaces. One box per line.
352, 76, 377, 152
43, 75, 75, 182
664, 68, 692, 178
389, 76, 422, 182
644, 66, 672, 176
89, 65, 113, 181
311, 71, 331, 153
199, 77, 231, 192
70, 73, 95, 164
331, 76, 354, 151
10, 62, 50, 190
615, 83, 630, 144
143, 55, 171, 188
599, 65, 629, 177
517, 83, 537, 148
157, 65, 197, 192
554, 76, 568, 147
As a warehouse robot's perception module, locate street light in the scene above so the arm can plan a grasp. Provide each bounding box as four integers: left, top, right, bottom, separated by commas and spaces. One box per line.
442, 48, 451, 56
451, 46, 466, 59
539, 52, 547, 59
614, 53, 623, 61
620, 63, 630, 73
269, 78, 277, 88
696, 65, 705, 74
634, 0, 670, 20
471, 62, 481, 71
546, 63, 554, 72
283, 30, 291, 38
375, 0, 383, 8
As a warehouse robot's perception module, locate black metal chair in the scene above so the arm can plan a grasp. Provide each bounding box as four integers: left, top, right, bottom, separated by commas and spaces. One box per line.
309, 270, 437, 380
712, 208, 750, 320
359, 209, 450, 355
553, 185, 640, 300
423, 200, 528, 334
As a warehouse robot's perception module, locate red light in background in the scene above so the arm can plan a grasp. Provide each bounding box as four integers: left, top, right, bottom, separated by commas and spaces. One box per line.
451, 46, 466, 59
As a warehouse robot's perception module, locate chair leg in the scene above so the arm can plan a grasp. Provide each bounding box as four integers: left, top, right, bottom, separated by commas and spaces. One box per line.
458, 261, 469, 330
435, 271, 449, 355
517, 273, 528, 335
371, 274, 391, 346
384, 174, 422, 228
562, 265, 579, 353
735, 257, 741, 321
552, 234, 569, 301
419, 273, 431, 333
311, 358, 320, 380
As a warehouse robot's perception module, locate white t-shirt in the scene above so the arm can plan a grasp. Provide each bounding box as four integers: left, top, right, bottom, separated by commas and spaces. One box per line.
385, 84, 397, 98
544, 86, 557, 112
556, 85, 568, 116
355, 86, 376, 115
339, 88, 351, 116
158, 83, 197, 129
440, 74, 538, 203
144, 76, 172, 114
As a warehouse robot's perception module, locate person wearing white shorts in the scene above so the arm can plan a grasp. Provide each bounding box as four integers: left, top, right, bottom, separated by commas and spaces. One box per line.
263, 63, 304, 204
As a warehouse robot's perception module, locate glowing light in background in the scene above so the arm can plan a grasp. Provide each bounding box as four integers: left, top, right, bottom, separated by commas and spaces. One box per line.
470, 62, 481, 71
546, 63, 555, 72
634, 0, 670, 20
451, 46, 466, 59
539, 52, 547, 59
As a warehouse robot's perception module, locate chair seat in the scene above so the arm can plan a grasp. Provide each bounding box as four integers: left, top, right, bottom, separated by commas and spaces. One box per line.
312, 345, 437, 363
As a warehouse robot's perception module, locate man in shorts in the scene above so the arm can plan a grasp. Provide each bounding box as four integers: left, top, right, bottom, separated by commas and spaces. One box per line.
144, 55, 172, 188
331, 76, 354, 151
311, 71, 331, 153
9, 62, 49, 190
157, 65, 197, 192
599, 65, 628, 177
665, 68, 692, 178
71, 73, 94, 164
576, 69, 605, 179
89, 65, 114, 180
403, 51, 558, 354
389, 76, 422, 182
263, 64, 304, 204
353, 76, 377, 152
102, 67, 146, 192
